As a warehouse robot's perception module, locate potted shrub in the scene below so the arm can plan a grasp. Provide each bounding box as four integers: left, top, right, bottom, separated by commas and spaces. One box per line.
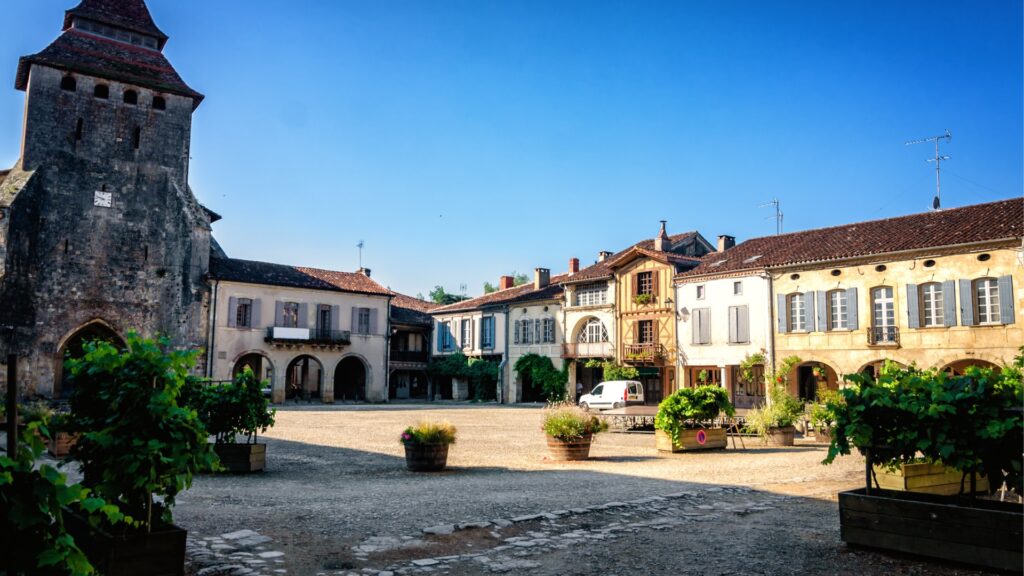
633, 293, 654, 306
46, 411, 80, 459
654, 385, 734, 452
744, 383, 804, 446
401, 421, 457, 472
807, 388, 841, 445
542, 402, 608, 461
64, 333, 218, 575
824, 355, 1023, 572
198, 368, 276, 473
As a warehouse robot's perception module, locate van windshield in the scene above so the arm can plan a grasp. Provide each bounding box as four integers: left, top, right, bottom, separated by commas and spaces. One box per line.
591, 385, 604, 396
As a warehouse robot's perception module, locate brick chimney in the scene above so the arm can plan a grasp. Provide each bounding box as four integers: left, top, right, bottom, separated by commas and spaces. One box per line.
499, 275, 515, 290
598, 251, 612, 262
534, 268, 550, 290
358, 267, 371, 277
569, 257, 580, 275
717, 235, 736, 252
654, 220, 669, 252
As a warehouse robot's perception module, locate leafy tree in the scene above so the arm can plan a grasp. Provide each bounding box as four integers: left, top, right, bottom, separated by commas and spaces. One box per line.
427, 352, 500, 401
483, 272, 530, 294
192, 368, 276, 445
514, 353, 569, 402
429, 285, 469, 305
584, 359, 639, 381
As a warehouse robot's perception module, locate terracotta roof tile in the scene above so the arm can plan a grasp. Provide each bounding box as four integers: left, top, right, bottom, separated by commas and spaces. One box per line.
563, 231, 704, 284
390, 292, 440, 326
211, 258, 390, 296
678, 197, 1023, 279
432, 274, 569, 314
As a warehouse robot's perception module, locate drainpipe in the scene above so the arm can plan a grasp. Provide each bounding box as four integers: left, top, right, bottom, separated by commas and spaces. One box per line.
501, 304, 510, 404
384, 294, 393, 403
206, 279, 219, 378
764, 271, 776, 392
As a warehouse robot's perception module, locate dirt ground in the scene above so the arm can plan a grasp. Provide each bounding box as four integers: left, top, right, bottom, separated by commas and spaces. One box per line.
174, 404, 1000, 576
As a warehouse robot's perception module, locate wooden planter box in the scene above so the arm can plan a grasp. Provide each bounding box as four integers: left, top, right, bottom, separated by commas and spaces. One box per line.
814, 427, 833, 445
873, 462, 989, 496
655, 428, 727, 452
46, 431, 79, 458
546, 435, 592, 461
404, 442, 450, 471
213, 443, 266, 473
839, 488, 1022, 572
65, 509, 187, 576
763, 425, 795, 446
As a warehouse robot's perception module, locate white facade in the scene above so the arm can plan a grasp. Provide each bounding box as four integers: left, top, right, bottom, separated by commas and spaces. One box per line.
508, 299, 565, 402
561, 279, 617, 394
209, 280, 390, 404
431, 309, 508, 400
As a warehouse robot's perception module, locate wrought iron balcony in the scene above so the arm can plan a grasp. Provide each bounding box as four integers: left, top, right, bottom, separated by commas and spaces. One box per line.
867, 326, 899, 346
623, 343, 663, 362
562, 342, 615, 358
265, 327, 351, 345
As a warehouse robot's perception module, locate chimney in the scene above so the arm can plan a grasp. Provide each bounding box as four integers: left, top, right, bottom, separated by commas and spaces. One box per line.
569, 257, 580, 275
499, 275, 515, 290
717, 235, 736, 252
358, 267, 371, 277
598, 251, 612, 262
654, 220, 669, 252
534, 268, 550, 290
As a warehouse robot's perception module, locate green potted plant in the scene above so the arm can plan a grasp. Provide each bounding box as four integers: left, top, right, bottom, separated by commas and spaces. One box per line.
633, 293, 654, 305
197, 368, 276, 473
744, 384, 804, 446
64, 333, 218, 575
401, 421, 457, 471
541, 402, 608, 461
807, 388, 842, 445
654, 385, 734, 452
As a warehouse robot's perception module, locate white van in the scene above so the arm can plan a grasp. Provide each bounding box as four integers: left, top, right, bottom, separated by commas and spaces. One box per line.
578, 380, 644, 410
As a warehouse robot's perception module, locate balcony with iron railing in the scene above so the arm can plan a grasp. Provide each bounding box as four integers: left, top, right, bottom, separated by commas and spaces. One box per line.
265, 326, 351, 346
623, 342, 664, 363
562, 341, 615, 358
867, 326, 899, 346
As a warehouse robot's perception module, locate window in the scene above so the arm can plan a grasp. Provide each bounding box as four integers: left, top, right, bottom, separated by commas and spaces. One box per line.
920, 282, 944, 327
75, 118, 83, 141
357, 308, 371, 335
408, 333, 424, 352
481, 316, 495, 349
282, 302, 299, 328
577, 318, 608, 343
828, 290, 848, 330
975, 278, 1000, 324
638, 320, 655, 344
787, 293, 806, 332
733, 281, 742, 295
871, 286, 896, 343
575, 284, 607, 306
461, 319, 472, 348
236, 298, 252, 328
60, 76, 76, 92
317, 305, 332, 336
132, 126, 141, 150
728, 305, 748, 343
696, 285, 706, 299
153, 96, 166, 111
543, 318, 555, 343
123, 89, 138, 105
442, 321, 454, 350
94, 84, 109, 99
637, 271, 654, 296
517, 319, 533, 345
693, 308, 711, 344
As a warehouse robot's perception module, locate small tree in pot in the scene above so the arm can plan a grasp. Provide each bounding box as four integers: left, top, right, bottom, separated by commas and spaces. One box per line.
400, 421, 457, 471
655, 385, 734, 452
807, 388, 842, 444
64, 333, 218, 574
744, 355, 805, 446
542, 402, 608, 461
196, 368, 276, 473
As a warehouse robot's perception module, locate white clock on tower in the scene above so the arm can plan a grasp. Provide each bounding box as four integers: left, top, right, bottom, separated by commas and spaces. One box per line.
93, 190, 112, 208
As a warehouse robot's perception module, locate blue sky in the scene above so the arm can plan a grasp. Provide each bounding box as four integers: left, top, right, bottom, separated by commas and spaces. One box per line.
1, 1, 1021, 298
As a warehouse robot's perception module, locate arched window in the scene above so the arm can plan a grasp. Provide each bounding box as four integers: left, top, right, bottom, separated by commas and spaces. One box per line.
93, 84, 109, 99
123, 89, 138, 105
974, 278, 1000, 325
60, 76, 77, 92
826, 289, 848, 330
919, 282, 944, 327
152, 95, 166, 110
577, 318, 608, 343
787, 293, 806, 332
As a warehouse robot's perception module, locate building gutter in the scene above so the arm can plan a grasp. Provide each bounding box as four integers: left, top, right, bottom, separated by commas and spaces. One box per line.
500, 304, 510, 404
384, 293, 393, 403
206, 278, 218, 378
763, 271, 776, 376
766, 237, 1020, 272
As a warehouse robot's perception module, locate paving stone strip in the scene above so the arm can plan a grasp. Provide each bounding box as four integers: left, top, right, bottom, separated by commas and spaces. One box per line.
186, 529, 288, 576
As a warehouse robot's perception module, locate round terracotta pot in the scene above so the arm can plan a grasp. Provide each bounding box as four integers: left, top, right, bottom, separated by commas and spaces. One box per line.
404, 442, 450, 472
546, 434, 592, 461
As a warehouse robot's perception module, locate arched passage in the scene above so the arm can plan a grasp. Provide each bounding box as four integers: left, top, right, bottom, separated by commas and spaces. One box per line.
286, 355, 323, 401
233, 352, 274, 383
335, 356, 368, 402
857, 360, 907, 380
794, 361, 839, 401
55, 320, 125, 398
942, 359, 1001, 376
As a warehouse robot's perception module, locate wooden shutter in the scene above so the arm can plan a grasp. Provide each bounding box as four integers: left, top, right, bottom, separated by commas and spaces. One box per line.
436, 322, 444, 352
633, 273, 639, 296
906, 284, 920, 329
816, 291, 827, 331
331, 305, 340, 331
804, 292, 816, 331
846, 288, 859, 330
959, 279, 974, 326
728, 306, 738, 343
369, 309, 379, 335
227, 297, 238, 328
738, 305, 749, 343
352, 307, 360, 333
275, 301, 284, 327
251, 299, 262, 328
691, 311, 700, 345
651, 270, 659, 297
699, 310, 709, 344
777, 294, 788, 333
941, 281, 957, 327
297, 303, 308, 328
998, 275, 1015, 324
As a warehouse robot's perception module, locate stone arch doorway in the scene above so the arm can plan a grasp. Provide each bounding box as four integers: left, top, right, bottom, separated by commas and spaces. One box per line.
55, 320, 125, 398
286, 355, 323, 401
335, 356, 368, 402
857, 360, 907, 380
942, 359, 1000, 376
794, 361, 839, 402
233, 352, 274, 383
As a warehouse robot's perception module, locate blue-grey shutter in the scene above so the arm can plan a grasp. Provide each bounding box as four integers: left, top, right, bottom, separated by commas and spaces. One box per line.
941, 281, 956, 327
534, 319, 541, 344
777, 294, 788, 333
959, 279, 975, 326
331, 305, 340, 331
369, 308, 379, 335
227, 297, 238, 328
475, 318, 481, 349
436, 322, 443, 352
998, 275, 1015, 324
275, 301, 284, 327
906, 284, 920, 329
816, 291, 827, 332
804, 292, 816, 332
846, 288, 858, 330
352, 307, 360, 333
251, 299, 262, 328
513, 320, 520, 344
297, 303, 309, 328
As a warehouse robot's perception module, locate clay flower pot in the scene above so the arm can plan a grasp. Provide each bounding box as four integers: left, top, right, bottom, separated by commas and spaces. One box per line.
546, 434, 593, 461
404, 442, 450, 472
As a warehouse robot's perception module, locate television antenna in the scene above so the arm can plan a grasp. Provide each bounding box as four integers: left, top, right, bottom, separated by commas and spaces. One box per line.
459, 283, 467, 296
356, 240, 365, 269
905, 129, 951, 210
760, 199, 783, 235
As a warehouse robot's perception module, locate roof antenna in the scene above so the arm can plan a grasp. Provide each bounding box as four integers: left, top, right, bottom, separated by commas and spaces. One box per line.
759, 199, 783, 235
357, 240, 364, 269
905, 129, 951, 210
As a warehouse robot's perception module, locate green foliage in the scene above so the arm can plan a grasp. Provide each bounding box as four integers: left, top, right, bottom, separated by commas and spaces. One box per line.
428, 286, 470, 305
483, 272, 530, 294
400, 421, 457, 445
191, 368, 276, 444
823, 355, 1023, 495
1, 421, 128, 575
697, 370, 710, 385
738, 351, 767, 383
65, 333, 218, 532
19, 400, 54, 424
633, 293, 654, 305
808, 388, 843, 428
583, 359, 639, 381
744, 382, 805, 438
428, 352, 500, 401
655, 386, 735, 445
514, 353, 568, 402
542, 403, 608, 441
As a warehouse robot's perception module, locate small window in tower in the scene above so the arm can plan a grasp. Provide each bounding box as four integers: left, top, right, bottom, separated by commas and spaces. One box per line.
94, 84, 109, 99
74, 118, 83, 141
123, 90, 138, 105
132, 126, 141, 150
152, 96, 166, 111
60, 76, 77, 92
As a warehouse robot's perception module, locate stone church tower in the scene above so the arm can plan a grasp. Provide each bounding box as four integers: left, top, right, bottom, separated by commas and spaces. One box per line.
0, 0, 214, 396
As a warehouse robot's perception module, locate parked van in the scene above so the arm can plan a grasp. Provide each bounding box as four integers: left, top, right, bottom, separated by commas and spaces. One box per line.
578, 380, 644, 410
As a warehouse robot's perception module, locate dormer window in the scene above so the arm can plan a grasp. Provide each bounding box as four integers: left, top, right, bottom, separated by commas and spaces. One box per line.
60, 76, 76, 92
152, 96, 166, 111
73, 18, 160, 50
123, 90, 138, 105
94, 84, 109, 99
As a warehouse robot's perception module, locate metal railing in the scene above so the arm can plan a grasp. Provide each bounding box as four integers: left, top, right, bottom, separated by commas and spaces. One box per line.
265, 327, 351, 345
563, 342, 615, 358
867, 326, 899, 346
623, 343, 663, 362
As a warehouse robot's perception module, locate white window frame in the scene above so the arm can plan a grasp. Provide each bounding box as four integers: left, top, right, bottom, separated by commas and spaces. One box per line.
828, 290, 848, 331
787, 294, 806, 332
543, 318, 555, 343
921, 282, 944, 327
696, 285, 706, 300
519, 319, 533, 345
733, 281, 742, 296
577, 318, 609, 343
442, 321, 454, 350
975, 278, 1000, 325
282, 302, 299, 328
357, 308, 371, 335
575, 284, 607, 307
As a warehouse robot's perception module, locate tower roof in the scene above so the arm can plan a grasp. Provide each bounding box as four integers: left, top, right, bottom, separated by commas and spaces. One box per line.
63, 0, 168, 47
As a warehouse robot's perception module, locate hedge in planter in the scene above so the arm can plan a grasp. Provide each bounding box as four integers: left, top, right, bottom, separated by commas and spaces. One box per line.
65, 333, 218, 575
654, 386, 734, 452
743, 383, 804, 446
400, 421, 457, 471
542, 403, 608, 461
194, 368, 276, 473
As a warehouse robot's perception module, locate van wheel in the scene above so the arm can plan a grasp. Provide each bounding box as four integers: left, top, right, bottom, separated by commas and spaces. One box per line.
613, 401, 624, 409
579, 402, 589, 411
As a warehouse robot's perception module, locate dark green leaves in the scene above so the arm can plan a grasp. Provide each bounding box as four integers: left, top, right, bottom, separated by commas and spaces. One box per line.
655, 386, 735, 445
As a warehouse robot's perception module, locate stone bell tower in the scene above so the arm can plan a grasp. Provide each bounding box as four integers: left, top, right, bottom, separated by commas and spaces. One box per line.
0, 0, 215, 396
